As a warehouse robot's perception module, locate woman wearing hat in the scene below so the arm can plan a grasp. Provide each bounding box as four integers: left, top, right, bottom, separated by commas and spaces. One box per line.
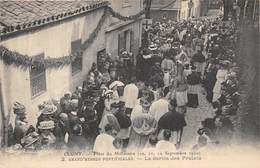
213, 61, 229, 102
37, 120, 56, 149
98, 102, 120, 135
112, 101, 132, 148
102, 90, 114, 117
36, 104, 58, 128
108, 81, 122, 103
13, 102, 29, 144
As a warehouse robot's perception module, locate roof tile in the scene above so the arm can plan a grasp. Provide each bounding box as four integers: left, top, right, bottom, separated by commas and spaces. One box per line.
0, 0, 108, 37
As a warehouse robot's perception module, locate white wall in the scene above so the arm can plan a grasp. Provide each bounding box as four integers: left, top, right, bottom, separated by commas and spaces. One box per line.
0, 8, 108, 126
105, 0, 143, 58
0, 1, 144, 128
105, 20, 142, 57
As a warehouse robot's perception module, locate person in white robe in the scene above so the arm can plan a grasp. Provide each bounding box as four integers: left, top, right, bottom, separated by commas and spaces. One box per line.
131, 98, 151, 121
161, 53, 175, 88
131, 100, 143, 121
156, 130, 176, 151
213, 63, 229, 102
102, 90, 114, 117
93, 124, 116, 153
149, 91, 169, 122
128, 102, 157, 150
122, 78, 139, 116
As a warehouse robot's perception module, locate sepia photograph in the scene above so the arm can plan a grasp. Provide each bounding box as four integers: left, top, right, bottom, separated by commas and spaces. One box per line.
0, 0, 259, 168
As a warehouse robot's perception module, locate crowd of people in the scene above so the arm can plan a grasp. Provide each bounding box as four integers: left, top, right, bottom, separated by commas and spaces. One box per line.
6, 14, 241, 153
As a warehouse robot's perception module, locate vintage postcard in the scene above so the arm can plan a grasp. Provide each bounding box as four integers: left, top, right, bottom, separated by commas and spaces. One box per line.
0, 0, 259, 168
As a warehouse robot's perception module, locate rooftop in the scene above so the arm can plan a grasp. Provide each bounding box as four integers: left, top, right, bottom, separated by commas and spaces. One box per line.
0, 0, 109, 38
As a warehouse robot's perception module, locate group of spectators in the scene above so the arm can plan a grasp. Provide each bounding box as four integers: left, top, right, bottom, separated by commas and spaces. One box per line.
6, 14, 241, 153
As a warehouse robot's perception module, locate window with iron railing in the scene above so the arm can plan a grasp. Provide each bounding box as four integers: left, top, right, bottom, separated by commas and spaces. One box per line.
71, 39, 83, 75
30, 53, 46, 98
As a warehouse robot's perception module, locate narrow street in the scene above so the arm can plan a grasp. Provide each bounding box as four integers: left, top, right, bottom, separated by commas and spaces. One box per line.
182, 86, 215, 149
182, 20, 260, 148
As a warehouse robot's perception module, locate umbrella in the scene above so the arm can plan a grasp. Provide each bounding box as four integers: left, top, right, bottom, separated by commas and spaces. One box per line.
158, 111, 187, 131
109, 81, 125, 89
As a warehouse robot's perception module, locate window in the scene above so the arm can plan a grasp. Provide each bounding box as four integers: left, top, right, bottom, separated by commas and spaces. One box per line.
130, 30, 134, 53
118, 30, 128, 54
71, 39, 83, 75
30, 53, 46, 97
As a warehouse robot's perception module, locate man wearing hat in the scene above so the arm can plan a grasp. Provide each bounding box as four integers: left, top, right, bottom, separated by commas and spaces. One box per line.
187, 65, 201, 108
204, 58, 218, 103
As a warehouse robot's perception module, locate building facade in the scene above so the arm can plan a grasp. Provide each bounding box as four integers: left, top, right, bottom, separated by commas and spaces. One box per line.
180, 0, 202, 20
0, 0, 143, 145
105, 0, 143, 59
150, 0, 181, 22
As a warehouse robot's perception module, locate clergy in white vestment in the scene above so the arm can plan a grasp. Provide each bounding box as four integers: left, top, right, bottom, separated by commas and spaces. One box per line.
131, 98, 151, 121
93, 124, 116, 153
156, 129, 176, 151
128, 101, 157, 150
130, 101, 142, 121
98, 109, 120, 134
149, 91, 169, 122
122, 77, 139, 116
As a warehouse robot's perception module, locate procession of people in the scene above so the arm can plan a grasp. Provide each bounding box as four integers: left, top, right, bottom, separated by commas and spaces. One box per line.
6, 14, 241, 153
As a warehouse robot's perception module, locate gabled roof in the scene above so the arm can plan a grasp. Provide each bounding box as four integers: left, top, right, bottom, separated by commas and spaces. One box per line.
0, 1, 109, 38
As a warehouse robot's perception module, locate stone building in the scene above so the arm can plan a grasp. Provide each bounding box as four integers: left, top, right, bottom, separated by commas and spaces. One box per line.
150, 0, 181, 22
0, 0, 143, 145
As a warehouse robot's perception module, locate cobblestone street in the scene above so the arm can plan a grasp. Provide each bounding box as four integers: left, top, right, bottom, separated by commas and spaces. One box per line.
181, 86, 215, 149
